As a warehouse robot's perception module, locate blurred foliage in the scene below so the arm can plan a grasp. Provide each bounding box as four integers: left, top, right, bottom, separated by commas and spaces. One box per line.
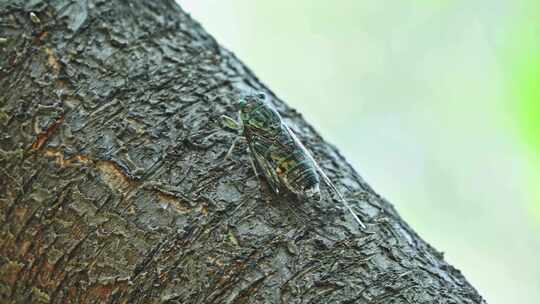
509, 0, 540, 219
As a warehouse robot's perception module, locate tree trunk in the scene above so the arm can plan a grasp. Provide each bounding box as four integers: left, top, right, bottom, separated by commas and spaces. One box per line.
0, 1, 486, 303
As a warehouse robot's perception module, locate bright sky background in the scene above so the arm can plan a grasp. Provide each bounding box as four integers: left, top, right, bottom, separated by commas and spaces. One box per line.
179, 1, 540, 303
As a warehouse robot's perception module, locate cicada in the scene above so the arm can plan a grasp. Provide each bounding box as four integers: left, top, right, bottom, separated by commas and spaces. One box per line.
222, 93, 366, 229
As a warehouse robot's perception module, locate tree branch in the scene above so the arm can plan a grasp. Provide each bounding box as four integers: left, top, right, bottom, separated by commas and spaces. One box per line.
0, 0, 486, 303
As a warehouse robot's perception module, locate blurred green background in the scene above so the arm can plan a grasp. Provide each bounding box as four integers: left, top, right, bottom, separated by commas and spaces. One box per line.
179, 1, 540, 303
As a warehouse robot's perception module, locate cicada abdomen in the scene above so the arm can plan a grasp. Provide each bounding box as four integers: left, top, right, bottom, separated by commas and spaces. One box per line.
274, 147, 321, 199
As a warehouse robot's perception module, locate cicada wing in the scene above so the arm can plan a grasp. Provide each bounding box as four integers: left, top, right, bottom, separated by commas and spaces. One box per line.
283, 125, 367, 229
247, 141, 282, 195
282, 125, 323, 174
282, 125, 336, 191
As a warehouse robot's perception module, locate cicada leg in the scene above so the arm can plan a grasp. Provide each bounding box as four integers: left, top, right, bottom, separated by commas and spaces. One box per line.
249, 147, 282, 196
220, 114, 241, 130
220, 113, 244, 161
247, 148, 260, 177
224, 136, 240, 161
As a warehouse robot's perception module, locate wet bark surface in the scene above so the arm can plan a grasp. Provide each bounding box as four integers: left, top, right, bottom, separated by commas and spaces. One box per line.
0, 1, 486, 303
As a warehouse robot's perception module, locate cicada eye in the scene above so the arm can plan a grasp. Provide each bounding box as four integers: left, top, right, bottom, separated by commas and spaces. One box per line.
257, 93, 266, 100
237, 98, 247, 110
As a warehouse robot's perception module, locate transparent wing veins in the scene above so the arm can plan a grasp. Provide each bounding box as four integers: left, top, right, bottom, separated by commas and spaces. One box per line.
284, 125, 367, 229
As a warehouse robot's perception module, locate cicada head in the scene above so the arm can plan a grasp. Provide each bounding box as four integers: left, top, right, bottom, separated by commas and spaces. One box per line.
237, 92, 281, 130
237, 92, 267, 113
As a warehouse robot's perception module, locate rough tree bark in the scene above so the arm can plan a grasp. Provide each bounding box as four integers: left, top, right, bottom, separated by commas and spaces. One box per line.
0, 1, 486, 303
